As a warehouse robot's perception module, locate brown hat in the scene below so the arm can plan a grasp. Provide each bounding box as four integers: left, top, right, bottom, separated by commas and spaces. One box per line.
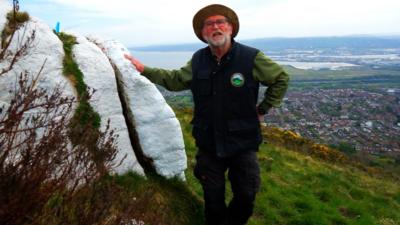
192, 4, 239, 43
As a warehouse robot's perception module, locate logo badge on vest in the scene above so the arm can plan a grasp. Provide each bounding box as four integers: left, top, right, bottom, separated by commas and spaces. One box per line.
230, 73, 245, 87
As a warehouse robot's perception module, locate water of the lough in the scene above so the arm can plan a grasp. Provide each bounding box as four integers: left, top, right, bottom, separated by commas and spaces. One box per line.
131, 51, 359, 70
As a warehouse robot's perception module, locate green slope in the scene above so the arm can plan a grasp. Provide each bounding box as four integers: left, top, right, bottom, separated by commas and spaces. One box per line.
175, 108, 400, 225
27, 108, 400, 225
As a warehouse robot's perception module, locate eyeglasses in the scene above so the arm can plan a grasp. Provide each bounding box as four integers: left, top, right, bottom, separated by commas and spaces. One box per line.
203, 19, 229, 28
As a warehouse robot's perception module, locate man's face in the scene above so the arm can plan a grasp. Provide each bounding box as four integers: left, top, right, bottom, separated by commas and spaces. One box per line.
201, 15, 233, 47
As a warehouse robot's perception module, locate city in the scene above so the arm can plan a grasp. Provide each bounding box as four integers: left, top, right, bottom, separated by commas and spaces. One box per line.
265, 88, 400, 154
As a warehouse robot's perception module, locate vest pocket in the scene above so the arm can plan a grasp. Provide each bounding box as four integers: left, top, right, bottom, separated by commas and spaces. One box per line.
194, 70, 211, 96
228, 82, 258, 118
226, 118, 261, 151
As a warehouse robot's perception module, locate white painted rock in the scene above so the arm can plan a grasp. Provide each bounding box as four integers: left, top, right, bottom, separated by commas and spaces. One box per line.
92, 38, 187, 179
0, 16, 74, 111
72, 35, 145, 175
0, 7, 187, 180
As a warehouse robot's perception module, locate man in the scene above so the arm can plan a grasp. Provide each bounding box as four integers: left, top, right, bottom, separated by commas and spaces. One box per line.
125, 4, 289, 225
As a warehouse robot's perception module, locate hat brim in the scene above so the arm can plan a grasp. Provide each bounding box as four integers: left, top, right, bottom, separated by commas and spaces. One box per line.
192, 4, 239, 43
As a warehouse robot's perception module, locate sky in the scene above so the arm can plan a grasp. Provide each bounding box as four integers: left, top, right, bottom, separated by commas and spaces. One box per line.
11, 0, 400, 47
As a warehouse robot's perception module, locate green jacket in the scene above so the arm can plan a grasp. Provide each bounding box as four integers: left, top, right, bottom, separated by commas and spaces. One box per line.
141, 51, 289, 112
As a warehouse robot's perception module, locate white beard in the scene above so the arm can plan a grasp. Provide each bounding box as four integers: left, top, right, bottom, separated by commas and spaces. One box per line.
205, 33, 230, 48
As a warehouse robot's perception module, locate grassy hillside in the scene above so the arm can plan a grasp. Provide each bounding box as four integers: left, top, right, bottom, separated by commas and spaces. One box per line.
175, 108, 400, 225
7, 106, 398, 224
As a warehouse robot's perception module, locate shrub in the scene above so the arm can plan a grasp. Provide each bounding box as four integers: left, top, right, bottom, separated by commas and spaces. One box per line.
1, 0, 30, 49
333, 142, 357, 155
1, 0, 34, 75
0, 73, 119, 225
6, 10, 30, 25
261, 126, 348, 164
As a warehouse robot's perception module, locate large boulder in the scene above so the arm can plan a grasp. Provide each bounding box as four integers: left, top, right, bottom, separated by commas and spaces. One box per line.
72, 35, 145, 175
0, 7, 187, 179
92, 38, 187, 179
0, 12, 144, 175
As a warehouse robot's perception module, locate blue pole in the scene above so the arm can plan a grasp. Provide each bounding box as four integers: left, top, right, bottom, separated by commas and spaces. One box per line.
55, 22, 60, 33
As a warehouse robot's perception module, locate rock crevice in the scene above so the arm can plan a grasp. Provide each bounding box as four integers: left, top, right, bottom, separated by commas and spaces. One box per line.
112, 62, 157, 174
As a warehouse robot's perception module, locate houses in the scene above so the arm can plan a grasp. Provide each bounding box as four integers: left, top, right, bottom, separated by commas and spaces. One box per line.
265, 88, 400, 154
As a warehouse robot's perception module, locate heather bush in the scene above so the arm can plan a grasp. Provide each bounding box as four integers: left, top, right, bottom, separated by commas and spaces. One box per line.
0, 72, 120, 225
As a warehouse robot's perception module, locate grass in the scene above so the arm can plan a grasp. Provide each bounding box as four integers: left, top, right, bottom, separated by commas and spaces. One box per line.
39, 172, 204, 225
6, 10, 30, 24
56, 32, 101, 128
174, 108, 400, 225
15, 98, 398, 225
109, 172, 204, 225
56, 32, 87, 97
165, 95, 194, 109
253, 146, 400, 225
1, 10, 30, 48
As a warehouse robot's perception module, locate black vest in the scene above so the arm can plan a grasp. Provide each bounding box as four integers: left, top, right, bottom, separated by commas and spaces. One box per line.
190, 42, 262, 157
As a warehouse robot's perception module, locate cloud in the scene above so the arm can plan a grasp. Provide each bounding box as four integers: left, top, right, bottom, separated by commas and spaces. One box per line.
237, 0, 400, 38
22, 0, 400, 46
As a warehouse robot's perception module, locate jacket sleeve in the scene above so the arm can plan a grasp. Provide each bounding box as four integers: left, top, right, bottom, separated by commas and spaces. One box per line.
253, 51, 290, 112
141, 60, 192, 91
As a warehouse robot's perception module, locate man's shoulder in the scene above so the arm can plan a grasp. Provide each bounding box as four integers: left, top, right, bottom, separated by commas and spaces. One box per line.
194, 45, 210, 55
192, 45, 211, 61
234, 42, 260, 60
236, 42, 260, 54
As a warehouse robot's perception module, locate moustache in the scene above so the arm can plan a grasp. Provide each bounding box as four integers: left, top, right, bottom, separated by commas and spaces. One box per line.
212, 31, 223, 37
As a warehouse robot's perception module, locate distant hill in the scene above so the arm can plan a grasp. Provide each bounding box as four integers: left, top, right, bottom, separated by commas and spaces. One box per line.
130, 36, 400, 52
242, 36, 400, 52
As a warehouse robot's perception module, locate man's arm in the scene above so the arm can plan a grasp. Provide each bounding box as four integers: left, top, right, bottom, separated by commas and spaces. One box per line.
125, 54, 192, 91
253, 51, 290, 114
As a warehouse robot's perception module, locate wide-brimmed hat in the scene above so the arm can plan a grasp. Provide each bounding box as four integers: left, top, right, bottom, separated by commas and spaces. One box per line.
192, 4, 239, 43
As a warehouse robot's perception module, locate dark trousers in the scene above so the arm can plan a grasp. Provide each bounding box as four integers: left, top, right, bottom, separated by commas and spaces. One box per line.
194, 149, 260, 225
